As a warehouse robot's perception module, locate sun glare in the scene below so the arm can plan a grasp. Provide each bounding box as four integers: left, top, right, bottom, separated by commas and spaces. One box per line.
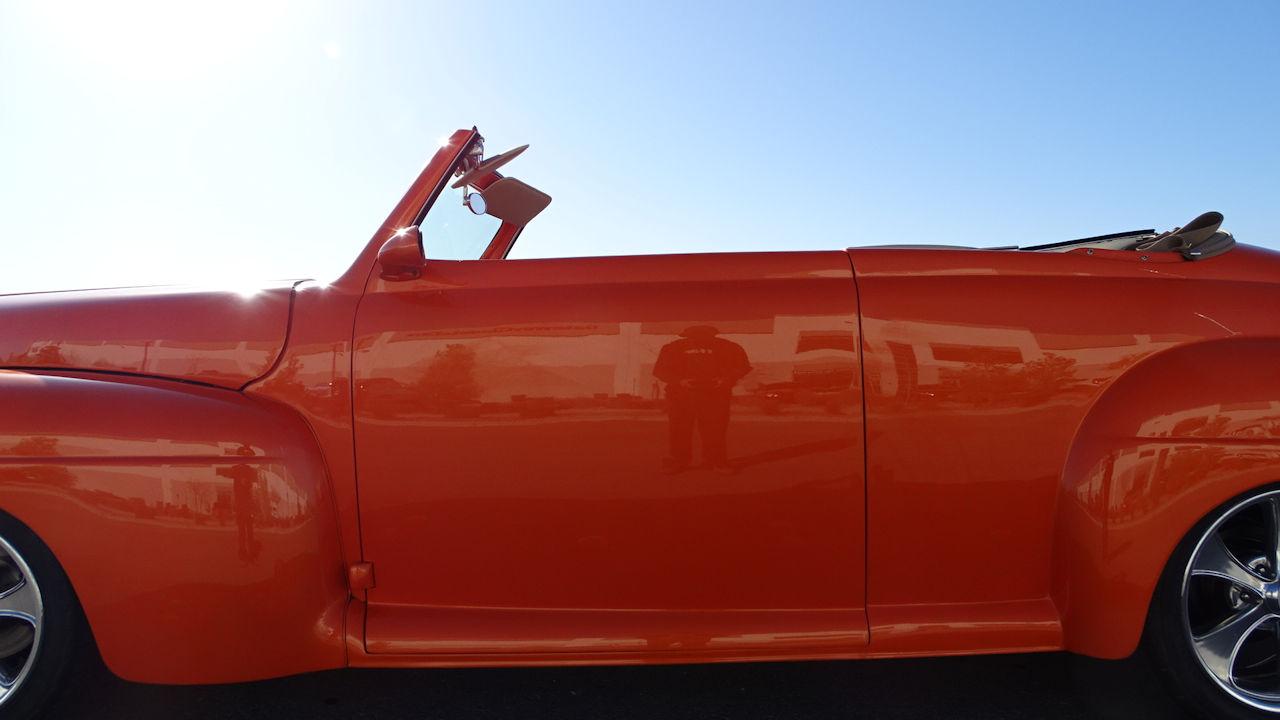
30, 1, 288, 82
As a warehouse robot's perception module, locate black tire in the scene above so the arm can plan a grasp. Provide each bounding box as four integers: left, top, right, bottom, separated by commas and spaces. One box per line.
0, 511, 87, 720
1145, 484, 1280, 720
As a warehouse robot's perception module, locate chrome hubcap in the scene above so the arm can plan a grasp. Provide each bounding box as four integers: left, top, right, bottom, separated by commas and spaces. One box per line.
1184, 492, 1280, 712
0, 535, 42, 708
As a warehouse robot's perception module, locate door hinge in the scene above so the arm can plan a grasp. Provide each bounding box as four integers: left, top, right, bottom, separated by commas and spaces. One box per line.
348, 562, 375, 592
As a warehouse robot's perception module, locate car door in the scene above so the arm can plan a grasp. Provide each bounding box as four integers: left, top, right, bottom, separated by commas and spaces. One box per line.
350, 138, 867, 658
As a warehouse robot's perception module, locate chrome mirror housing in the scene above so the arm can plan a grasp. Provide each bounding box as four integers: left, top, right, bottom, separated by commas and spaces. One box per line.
464, 191, 487, 216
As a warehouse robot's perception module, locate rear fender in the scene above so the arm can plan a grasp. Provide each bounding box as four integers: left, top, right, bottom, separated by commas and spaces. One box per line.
1053, 338, 1280, 658
0, 370, 347, 683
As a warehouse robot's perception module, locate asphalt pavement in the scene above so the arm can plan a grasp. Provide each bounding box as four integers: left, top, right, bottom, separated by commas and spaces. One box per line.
52, 651, 1196, 720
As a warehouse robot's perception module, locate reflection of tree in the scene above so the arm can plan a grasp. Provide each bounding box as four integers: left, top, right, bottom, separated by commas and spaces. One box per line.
1105, 352, 1149, 371
269, 353, 328, 407
1020, 354, 1079, 402
948, 361, 1015, 406
266, 345, 349, 418
3, 436, 59, 457
947, 353, 1081, 406
0, 436, 76, 488
273, 354, 306, 395
416, 344, 481, 411
6, 343, 68, 365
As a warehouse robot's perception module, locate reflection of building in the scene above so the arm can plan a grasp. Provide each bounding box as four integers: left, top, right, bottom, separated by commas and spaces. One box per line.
1137, 400, 1280, 439
862, 317, 1187, 400
43, 464, 306, 525
7, 339, 277, 381
1080, 401, 1280, 520
2, 435, 308, 524
358, 315, 858, 405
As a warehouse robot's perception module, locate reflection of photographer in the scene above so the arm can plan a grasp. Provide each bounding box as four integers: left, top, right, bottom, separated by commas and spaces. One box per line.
653, 326, 752, 474
216, 444, 262, 562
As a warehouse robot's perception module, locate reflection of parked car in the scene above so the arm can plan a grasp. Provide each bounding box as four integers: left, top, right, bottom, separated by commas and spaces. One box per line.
510, 395, 557, 418
753, 381, 851, 415
356, 377, 420, 416
0, 127, 1276, 720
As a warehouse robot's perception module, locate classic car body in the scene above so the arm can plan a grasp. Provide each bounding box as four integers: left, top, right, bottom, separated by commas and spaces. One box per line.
2, 126, 1279, 716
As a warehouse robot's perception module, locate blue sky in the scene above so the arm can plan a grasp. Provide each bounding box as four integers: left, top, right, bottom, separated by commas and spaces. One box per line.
1, 1, 1276, 293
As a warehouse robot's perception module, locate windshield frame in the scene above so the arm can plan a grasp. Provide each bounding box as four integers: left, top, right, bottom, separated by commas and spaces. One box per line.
409, 138, 507, 261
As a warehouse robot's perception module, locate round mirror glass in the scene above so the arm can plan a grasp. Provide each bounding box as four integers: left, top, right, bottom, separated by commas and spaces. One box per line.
465, 192, 487, 216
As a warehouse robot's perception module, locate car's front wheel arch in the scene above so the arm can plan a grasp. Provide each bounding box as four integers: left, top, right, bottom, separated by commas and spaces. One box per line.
0, 507, 95, 720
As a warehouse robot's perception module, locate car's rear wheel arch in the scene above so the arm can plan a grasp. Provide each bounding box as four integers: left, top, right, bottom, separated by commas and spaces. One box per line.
1052, 337, 1280, 660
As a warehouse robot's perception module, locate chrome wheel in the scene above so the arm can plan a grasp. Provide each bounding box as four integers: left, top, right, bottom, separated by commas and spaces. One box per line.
0, 534, 42, 709
1184, 491, 1280, 712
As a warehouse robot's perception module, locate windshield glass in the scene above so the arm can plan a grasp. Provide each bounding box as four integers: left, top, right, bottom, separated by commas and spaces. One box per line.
419, 181, 502, 260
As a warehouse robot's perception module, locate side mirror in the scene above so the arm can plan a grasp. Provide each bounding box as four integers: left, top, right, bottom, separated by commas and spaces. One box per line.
377, 227, 424, 281
464, 192, 487, 215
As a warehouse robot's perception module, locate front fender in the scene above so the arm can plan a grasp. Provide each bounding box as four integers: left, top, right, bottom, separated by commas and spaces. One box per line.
0, 370, 347, 683
1053, 338, 1280, 658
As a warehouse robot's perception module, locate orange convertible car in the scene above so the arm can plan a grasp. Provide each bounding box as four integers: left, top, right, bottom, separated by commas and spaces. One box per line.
1, 128, 1278, 719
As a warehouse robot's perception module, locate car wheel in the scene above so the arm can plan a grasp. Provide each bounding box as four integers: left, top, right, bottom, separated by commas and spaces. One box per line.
1147, 485, 1280, 719
0, 512, 85, 720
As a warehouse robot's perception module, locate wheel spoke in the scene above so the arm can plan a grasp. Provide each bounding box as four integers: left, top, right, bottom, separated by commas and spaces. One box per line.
1191, 532, 1268, 595
0, 539, 41, 710
0, 581, 38, 624
1193, 603, 1273, 686
1266, 498, 1280, 581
